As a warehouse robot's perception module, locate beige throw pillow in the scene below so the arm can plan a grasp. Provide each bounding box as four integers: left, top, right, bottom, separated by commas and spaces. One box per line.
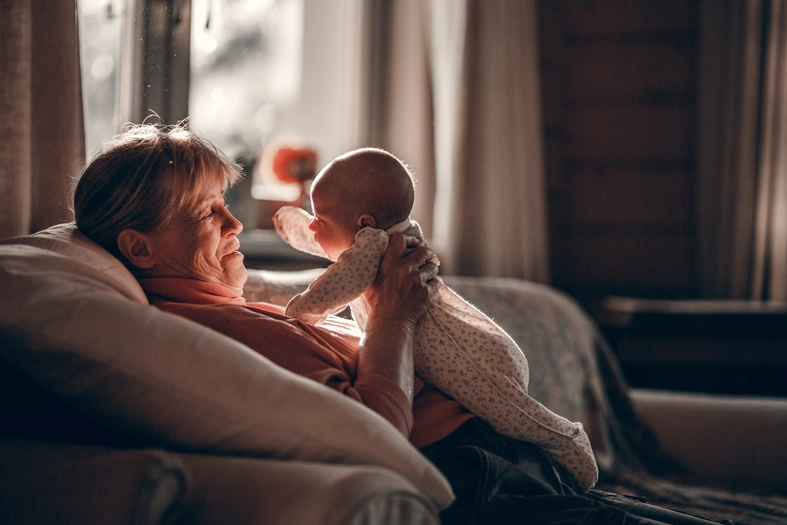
0, 223, 453, 509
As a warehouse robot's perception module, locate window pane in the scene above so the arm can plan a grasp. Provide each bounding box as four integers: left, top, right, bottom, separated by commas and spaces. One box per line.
189, 0, 304, 160
78, 0, 126, 160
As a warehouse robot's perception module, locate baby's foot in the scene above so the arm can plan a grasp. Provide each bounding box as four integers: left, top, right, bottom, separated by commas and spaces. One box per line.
543, 424, 598, 491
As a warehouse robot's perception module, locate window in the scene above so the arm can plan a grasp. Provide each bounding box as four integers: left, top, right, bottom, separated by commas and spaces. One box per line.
189, 0, 303, 161
78, 0, 126, 159
78, 0, 370, 237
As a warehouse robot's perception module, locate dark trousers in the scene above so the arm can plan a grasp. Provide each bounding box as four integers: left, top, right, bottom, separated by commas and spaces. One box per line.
420, 418, 730, 525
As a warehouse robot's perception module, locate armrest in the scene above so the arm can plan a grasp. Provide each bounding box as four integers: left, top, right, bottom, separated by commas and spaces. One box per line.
630, 388, 787, 493
0, 438, 189, 525
178, 453, 440, 525
0, 438, 440, 525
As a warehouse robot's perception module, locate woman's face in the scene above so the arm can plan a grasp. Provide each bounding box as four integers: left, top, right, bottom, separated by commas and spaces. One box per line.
145, 176, 247, 289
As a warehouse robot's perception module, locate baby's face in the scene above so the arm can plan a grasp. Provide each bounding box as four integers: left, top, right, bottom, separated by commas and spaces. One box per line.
309, 186, 359, 261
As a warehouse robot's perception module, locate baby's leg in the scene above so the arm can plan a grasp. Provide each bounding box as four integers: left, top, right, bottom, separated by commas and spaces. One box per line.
415, 316, 598, 490
489, 383, 598, 491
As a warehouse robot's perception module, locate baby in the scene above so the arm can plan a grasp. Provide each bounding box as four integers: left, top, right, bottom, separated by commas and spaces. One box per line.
273, 147, 598, 490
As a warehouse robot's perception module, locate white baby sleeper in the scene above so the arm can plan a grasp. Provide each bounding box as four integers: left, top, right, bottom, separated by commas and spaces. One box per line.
273, 206, 599, 490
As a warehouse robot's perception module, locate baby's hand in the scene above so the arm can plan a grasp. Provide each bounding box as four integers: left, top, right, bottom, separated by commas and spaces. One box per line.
272, 206, 328, 259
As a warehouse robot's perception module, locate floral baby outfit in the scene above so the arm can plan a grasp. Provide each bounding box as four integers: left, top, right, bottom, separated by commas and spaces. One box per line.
273, 206, 599, 490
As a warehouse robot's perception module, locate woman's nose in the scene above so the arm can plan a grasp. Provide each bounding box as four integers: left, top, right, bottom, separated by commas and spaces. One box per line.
222, 208, 243, 236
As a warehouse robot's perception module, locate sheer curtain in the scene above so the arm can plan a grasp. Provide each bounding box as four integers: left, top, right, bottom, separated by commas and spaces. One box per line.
753, 1, 787, 300
0, 0, 84, 240
698, 0, 787, 300
370, 0, 549, 281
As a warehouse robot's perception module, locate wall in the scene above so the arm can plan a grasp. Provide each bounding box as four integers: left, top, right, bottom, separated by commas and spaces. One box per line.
539, 0, 700, 301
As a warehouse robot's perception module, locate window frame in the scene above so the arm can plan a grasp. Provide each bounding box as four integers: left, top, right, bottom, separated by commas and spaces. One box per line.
119, 0, 191, 125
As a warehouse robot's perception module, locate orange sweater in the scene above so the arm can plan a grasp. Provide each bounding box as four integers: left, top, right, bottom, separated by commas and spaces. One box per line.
140, 277, 473, 448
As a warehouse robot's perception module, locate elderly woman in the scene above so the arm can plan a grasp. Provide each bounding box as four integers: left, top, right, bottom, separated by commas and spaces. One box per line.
73, 124, 729, 525
73, 123, 438, 435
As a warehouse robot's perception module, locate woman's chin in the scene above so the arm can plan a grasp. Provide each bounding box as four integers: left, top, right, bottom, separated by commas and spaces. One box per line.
222, 254, 248, 289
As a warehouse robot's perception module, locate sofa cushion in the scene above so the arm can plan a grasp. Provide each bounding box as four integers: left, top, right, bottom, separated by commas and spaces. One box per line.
0, 223, 453, 509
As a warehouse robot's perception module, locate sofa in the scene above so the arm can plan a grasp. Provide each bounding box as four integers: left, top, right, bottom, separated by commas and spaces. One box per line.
1, 223, 786, 525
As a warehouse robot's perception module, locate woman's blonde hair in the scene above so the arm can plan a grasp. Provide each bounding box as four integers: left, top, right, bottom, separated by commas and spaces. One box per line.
73, 123, 242, 262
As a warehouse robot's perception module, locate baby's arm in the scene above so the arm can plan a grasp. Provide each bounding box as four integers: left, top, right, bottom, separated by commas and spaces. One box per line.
272, 206, 329, 258
285, 228, 390, 325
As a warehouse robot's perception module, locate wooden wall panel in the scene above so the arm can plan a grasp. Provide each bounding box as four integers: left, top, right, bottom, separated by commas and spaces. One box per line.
563, 167, 692, 228
538, 0, 700, 300
560, 1, 697, 34
565, 39, 695, 101
566, 104, 694, 161
551, 234, 694, 297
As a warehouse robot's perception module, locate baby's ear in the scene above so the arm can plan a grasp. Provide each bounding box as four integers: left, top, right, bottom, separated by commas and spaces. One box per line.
357, 214, 376, 229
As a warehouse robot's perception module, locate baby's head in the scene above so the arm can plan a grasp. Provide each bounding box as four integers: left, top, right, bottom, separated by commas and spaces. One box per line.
308, 148, 414, 261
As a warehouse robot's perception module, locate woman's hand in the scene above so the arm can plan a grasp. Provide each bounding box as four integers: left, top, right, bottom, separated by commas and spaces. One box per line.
364, 232, 441, 327
358, 233, 440, 406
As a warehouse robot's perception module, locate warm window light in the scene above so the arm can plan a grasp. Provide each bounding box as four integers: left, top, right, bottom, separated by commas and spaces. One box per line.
77, 0, 125, 158
189, 0, 304, 160
78, 0, 361, 233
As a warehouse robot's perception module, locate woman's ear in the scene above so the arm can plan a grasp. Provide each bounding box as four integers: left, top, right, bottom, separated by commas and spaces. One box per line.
117, 229, 156, 269
357, 214, 376, 229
